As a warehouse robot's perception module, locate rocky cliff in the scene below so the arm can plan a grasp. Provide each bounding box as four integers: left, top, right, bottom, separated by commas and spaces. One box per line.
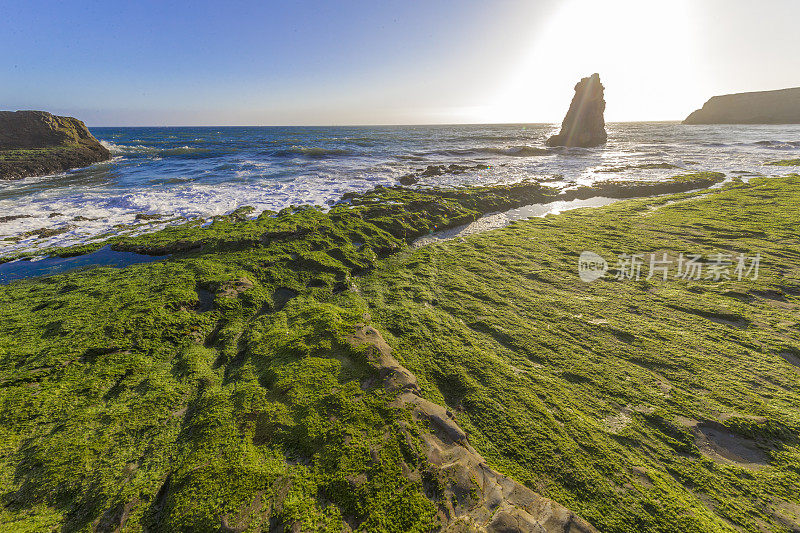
683, 87, 800, 124
0, 110, 111, 180
547, 73, 607, 148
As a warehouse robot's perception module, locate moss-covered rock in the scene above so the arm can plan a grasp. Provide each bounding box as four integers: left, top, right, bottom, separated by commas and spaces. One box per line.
1, 174, 798, 531
767, 158, 800, 167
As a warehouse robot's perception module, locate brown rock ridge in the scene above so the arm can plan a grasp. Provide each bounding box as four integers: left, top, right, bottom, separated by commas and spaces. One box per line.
349, 318, 597, 533
683, 86, 800, 124
0, 110, 111, 180
546, 74, 607, 148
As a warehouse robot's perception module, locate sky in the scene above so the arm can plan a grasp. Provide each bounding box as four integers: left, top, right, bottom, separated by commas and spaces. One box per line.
1, 0, 798, 126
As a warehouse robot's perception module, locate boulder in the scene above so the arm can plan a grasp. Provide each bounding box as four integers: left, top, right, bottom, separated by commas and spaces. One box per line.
547, 73, 607, 148
683, 86, 800, 124
0, 110, 111, 180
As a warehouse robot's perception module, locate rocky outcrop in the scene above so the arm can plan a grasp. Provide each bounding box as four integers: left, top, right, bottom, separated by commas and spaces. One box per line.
683, 87, 800, 124
0, 110, 111, 180
547, 74, 607, 148
349, 319, 597, 533
399, 164, 491, 186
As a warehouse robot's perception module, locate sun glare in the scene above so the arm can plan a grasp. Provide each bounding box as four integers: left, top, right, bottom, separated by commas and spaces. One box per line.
479, 0, 700, 123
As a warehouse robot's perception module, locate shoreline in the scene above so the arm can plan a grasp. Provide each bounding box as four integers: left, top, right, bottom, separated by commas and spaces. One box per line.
0, 171, 726, 267
3, 122, 798, 258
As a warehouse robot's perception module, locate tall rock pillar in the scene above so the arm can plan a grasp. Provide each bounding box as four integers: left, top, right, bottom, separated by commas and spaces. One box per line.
547, 73, 607, 148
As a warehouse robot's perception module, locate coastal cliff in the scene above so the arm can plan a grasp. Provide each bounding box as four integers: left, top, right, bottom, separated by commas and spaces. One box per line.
0, 110, 110, 180
683, 86, 800, 124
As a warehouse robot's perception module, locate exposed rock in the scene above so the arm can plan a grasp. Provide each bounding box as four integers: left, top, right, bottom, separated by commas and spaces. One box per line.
0, 110, 111, 180
21, 225, 74, 239
547, 74, 607, 148
690, 421, 768, 467
349, 323, 419, 393
399, 173, 418, 186
0, 214, 31, 223
399, 164, 491, 186
134, 213, 165, 221
92, 497, 138, 533
348, 319, 597, 533
218, 277, 255, 298
684, 86, 800, 124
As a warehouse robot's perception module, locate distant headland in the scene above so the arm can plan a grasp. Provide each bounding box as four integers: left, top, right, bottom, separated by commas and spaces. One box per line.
0, 110, 110, 180
683, 86, 800, 124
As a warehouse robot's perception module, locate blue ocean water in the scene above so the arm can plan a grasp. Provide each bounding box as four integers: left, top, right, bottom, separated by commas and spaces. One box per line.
1, 122, 799, 257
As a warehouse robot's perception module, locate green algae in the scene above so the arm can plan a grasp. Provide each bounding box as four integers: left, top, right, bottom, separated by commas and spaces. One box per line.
0, 174, 798, 531
357, 175, 800, 532
767, 159, 800, 167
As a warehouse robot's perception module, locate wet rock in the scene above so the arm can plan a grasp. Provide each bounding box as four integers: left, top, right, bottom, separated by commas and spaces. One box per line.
398, 163, 491, 186
0, 214, 31, 223
399, 173, 418, 186
547, 73, 607, 148
134, 213, 164, 221
21, 225, 74, 239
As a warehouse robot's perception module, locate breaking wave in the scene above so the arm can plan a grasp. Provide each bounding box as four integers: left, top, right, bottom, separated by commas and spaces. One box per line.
5, 122, 800, 258
100, 141, 211, 157
752, 140, 800, 149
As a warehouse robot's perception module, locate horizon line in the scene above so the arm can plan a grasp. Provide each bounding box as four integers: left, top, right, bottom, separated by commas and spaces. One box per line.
86, 120, 685, 128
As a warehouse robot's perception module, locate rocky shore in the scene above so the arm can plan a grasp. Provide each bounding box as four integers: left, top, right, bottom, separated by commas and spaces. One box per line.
1, 169, 799, 531
2, 170, 725, 262
0, 110, 110, 180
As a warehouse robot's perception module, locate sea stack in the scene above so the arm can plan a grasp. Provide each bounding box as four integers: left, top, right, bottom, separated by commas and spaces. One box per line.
0, 110, 111, 180
683, 86, 800, 124
547, 73, 607, 148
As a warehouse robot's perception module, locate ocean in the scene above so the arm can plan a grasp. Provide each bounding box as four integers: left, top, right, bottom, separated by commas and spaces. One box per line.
1, 122, 799, 257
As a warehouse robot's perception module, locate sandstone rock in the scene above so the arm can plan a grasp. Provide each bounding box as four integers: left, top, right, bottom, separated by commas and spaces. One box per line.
348, 318, 598, 532
547, 74, 607, 148
0, 110, 111, 180
683, 86, 800, 124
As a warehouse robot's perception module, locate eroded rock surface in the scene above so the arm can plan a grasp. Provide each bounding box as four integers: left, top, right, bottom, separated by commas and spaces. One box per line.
546, 74, 607, 148
349, 320, 597, 533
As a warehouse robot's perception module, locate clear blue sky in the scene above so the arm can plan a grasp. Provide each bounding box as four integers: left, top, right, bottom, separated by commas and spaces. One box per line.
2, 0, 798, 126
